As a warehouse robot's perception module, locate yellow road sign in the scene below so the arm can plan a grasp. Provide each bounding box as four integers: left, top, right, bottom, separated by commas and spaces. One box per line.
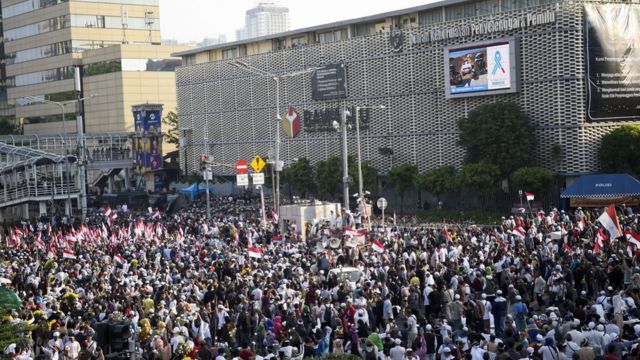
251, 155, 266, 173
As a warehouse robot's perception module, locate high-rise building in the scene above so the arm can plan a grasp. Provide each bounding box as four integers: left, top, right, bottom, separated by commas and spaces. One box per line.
236, 2, 289, 40
0, 0, 190, 140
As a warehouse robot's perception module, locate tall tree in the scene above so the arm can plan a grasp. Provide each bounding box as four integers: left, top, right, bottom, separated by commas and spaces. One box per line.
387, 163, 418, 214
511, 167, 554, 196
314, 156, 342, 200
162, 110, 179, 146
457, 101, 535, 177
281, 157, 314, 199
599, 125, 640, 178
0, 118, 18, 135
459, 162, 500, 196
416, 165, 459, 204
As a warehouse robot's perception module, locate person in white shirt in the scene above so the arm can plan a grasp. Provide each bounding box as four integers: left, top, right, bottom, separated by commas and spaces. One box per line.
63, 335, 81, 360
471, 343, 486, 360
390, 339, 406, 360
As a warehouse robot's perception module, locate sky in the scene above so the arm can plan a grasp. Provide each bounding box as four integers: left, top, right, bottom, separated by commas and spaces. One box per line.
158, 0, 438, 43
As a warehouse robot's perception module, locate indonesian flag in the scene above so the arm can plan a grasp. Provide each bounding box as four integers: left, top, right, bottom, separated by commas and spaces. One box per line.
271, 209, 279, 222
625, 230, 640, 248
594, 228, 608, 253
33, 232, 45, 250
47, 250, 57, 259
563, 242, 574, 254
114, 253, 123, 264
151, 208, 161, 219
345, 227, 367, 244
247, 238, 262, 258
62, 248, 76, 259
511, 226, 526, 239
597, 204, 622, 239
371, 239, 384, 253
443, 223, 451, 242
525, 192, 535, 201
272, 234, 283, 242
104, 206, 112, 217
577, 218, 586, 232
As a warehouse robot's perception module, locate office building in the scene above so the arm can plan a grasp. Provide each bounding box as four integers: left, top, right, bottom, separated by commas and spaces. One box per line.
174, 0, 640, 177
236, 2, 289, 41
1, 0, 191, 144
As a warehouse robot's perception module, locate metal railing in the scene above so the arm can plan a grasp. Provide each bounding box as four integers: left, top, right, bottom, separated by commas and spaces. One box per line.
0, 182, 79, 204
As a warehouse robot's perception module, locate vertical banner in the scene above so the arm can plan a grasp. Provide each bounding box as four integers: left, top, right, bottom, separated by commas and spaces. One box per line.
585, 4, 640, 121
132, 105, 164, 173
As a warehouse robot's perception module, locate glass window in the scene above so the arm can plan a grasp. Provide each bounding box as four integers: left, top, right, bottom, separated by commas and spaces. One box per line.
185, 56, 196, 66
419, 9, 443, 26
476, 0, 499, 15
9, 67, 75, 87
5, 15, 70, 42
6, 41, 72, 64
445, 3, 476, 21
318, 29, 347, 43
291, 36, 307, 47
2, 0, 68, 19
222, 48, 237, 60
354, 23, 374, 37
71, 40, 121, 52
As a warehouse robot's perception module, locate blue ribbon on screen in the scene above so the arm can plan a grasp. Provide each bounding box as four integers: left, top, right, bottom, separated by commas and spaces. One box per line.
492, 51, 505, 75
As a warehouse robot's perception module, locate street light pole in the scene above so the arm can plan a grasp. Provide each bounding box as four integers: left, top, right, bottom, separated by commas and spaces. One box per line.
274, 76, 281, 216
341, 108, 350, 211
229, 61, 317, 217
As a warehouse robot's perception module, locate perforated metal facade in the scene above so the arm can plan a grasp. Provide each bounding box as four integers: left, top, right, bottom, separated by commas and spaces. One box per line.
176, 0, 640, 176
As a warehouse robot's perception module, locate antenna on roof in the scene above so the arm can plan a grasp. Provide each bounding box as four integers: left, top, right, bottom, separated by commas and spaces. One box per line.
121, 6, 129, 44
145, 9, 155, 43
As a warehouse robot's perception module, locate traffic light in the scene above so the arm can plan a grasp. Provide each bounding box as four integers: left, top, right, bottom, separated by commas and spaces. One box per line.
200, 154, 208, 170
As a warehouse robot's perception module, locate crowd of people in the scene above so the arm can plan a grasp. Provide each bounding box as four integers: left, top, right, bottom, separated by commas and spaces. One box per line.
1, 195, 640, 360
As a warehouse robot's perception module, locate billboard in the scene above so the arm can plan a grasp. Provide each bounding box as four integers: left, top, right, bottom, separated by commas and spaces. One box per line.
585, 4, 640, 121
444, 39, 519, 98
311, 62, 347, 100
132, 105, 163, 173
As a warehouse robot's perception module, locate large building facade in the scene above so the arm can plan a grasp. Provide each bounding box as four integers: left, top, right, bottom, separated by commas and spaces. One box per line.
1, 0, 189, 141
175, 0, 640, 177
236, 2, 290, 41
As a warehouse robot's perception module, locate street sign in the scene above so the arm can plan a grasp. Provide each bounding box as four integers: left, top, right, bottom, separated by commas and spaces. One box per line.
252, 172, 265, 185
203, 170, 212, 181
235, 160, 248, 174
377, 197, 388, 210
236, 174, 249, 186
251, 155, 266, 173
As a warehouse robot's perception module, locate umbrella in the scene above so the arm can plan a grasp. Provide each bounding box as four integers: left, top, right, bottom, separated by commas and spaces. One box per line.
0, 287, 21, 310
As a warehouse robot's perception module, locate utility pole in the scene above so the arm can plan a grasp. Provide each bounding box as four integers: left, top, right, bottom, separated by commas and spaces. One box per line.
341, 108, 350, 211
74, 66, 88, 220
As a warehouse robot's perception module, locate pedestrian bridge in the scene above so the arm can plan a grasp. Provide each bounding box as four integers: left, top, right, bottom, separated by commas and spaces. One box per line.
0, 133, 135, 218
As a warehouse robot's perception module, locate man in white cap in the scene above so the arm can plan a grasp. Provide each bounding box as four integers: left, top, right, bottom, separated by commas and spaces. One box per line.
390, 339, 406, 360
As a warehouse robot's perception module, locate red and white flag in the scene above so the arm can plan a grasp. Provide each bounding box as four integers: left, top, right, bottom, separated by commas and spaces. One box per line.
247, 238, 262, 258
525, 192, 535, 201
371, 239, 384, 253
271, 209, 278, 222
272, 234, 283, 242
597, 204, 622, 239
563, 242, 574, 254
62, 248, 76, 259
577, 218, 586, 232
625, 230, 640, 248
511, 226, 526, 239
104, 206, 112, 217
114, 253, 123, 264
594, 228, 608, 253
443, 223, 451, 242
345, 227, 367, 244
